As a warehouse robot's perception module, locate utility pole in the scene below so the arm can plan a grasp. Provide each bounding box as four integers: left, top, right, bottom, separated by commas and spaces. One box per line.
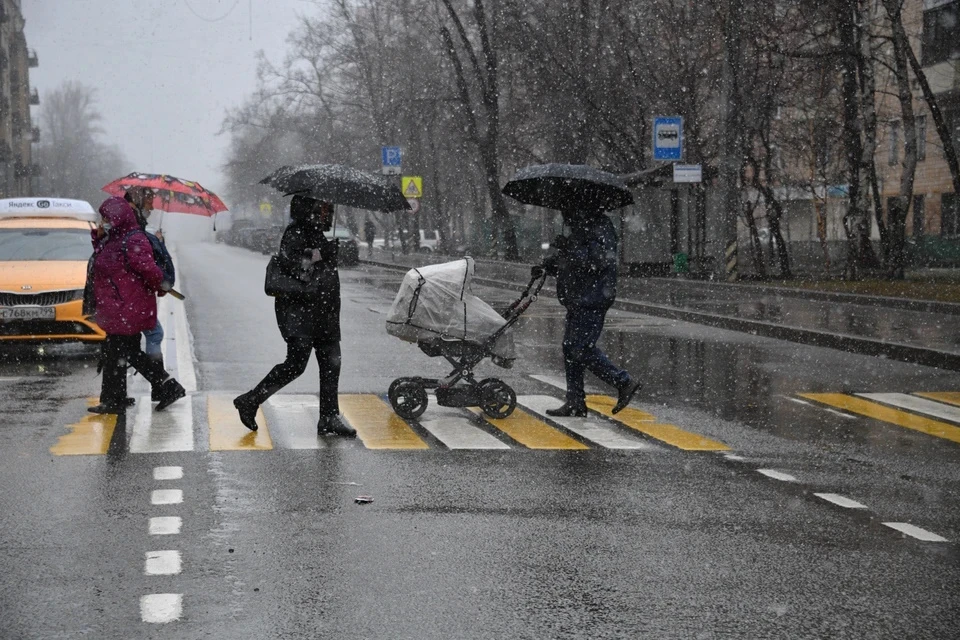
718, 0, 745, 281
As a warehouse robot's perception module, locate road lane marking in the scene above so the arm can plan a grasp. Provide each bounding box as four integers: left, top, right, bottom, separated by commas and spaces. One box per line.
164, 250, 197, 393
265, 396, 324, 449
858, 392, 960, 424
801, 393, 960, 445
882, 522, 948, 542
586, 395, 731, 451
757, 469, 796, 482
814, 493, 868, 509
131, 395, 194, 453
149, 517, 182, 535
420, 399, 511, 449
207, 394, 273, 451
915, 391, 960, 407
153, 466, 183, 481
145, 550, 181, 575
50, 408, 117, 455
340, 394, 429, 449
518, 395, 653, 449
140, 593, 182, 624
151, 489, 183, 505
470, 406, 588, 450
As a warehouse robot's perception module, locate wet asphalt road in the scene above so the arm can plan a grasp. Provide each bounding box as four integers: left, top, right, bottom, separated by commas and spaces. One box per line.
1, 240, 959, 639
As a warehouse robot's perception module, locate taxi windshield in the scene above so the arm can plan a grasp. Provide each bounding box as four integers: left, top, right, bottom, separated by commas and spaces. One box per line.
0, 228, 92, 261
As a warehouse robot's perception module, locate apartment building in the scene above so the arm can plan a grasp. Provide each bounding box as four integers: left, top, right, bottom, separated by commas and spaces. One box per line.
0, 0, 38, 197
880, 0, 960, 243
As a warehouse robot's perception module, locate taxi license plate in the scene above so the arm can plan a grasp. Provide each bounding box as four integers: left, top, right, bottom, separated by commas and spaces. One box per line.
0, 306, 56, 321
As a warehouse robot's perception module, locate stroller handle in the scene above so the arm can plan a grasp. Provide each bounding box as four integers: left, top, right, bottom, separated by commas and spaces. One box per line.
503, 270, 547, 319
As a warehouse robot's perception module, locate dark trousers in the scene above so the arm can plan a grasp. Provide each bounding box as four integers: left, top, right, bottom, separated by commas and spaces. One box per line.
562, 307, 629, 408
251, 338, 341, 417
100, 334, 170, 405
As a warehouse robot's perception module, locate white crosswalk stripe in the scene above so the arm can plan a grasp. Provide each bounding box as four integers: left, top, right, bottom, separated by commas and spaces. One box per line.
518, 395, 655, 450
419, 398, 511, 449
857, 393, 960, 424
130, 395, 194, 453
265, 396, 325, 449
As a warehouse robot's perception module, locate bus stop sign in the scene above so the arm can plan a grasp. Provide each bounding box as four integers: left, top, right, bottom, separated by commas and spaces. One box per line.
653, 117, 683, 161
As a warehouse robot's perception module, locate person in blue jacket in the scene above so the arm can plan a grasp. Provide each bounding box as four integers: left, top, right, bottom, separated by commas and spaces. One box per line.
533, 208, 641, 417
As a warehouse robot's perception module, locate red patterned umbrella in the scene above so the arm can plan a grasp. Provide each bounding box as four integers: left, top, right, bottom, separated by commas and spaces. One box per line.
102, 172, 228, 216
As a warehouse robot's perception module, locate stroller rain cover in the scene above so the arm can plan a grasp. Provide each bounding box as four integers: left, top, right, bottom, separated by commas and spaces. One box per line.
386, 257, 516, 363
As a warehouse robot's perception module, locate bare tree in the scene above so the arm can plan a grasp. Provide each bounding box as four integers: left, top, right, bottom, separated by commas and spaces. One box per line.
34, 81, 127, 206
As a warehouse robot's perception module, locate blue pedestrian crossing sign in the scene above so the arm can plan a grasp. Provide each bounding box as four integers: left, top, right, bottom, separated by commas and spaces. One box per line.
382, 146, 402, 175
653, 117, 683, 161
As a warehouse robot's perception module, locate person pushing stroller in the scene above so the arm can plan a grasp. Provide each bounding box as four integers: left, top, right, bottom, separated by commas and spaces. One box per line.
532, 207, 641, 417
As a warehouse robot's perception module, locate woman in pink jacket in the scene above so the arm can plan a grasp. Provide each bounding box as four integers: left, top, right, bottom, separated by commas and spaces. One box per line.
88, 196, 186, 414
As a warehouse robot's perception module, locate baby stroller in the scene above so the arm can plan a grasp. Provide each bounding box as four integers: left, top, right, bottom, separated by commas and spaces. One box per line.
385, 257, 545, 420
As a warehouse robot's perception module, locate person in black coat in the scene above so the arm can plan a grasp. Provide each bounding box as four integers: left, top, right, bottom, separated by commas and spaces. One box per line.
533, 208, 641, 417
233, 195, 355, 436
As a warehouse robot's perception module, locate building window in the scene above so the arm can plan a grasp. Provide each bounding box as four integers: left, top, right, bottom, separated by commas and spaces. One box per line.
943, 193, 959, 237
913, 195, 925, 237
889, 121, 900, 166
922, 0, 960, 67
917, 115, 927, 161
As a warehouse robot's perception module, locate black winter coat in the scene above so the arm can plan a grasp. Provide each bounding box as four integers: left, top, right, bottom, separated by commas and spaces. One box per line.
544, 214, 618, 310
273, 220, 341, 343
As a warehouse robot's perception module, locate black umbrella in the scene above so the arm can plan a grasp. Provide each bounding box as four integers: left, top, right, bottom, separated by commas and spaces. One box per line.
260, 164, 411, 213
502, 163, 634, 212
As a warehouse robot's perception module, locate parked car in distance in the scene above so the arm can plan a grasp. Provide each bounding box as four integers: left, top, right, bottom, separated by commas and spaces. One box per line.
418, 229, 439, 253
0, 197, 106, 343
326, 227, 359, 266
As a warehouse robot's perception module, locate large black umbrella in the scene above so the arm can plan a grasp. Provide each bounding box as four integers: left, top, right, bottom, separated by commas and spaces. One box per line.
260, 164, 410, 212
502, 163, 634, 212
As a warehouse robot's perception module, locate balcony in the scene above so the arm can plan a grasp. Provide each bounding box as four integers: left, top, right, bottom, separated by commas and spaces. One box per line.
27, 50, 38, 68
28, 88, 38, 105
14, 162, 42, 178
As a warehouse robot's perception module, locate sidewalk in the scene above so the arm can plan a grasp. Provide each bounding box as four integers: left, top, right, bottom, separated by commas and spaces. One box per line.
360, 248, 960, 372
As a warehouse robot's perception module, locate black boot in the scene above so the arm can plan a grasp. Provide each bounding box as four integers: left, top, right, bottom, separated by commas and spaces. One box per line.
149, 354, 166, 402
546, 403, 587, 418
233, 391, 260, 431
154, 378, 186, 411
613, 379, 642, 414
319, 415, 356, 438
88, 402, 128, 415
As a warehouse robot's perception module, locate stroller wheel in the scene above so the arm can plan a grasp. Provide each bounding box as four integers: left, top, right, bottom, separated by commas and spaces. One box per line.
478, 378, 517, 419
389, 379, 428, 420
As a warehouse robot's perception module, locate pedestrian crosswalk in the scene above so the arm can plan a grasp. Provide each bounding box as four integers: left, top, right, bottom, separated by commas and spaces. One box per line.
50, 391, 719, 456
800, 391, 960, 445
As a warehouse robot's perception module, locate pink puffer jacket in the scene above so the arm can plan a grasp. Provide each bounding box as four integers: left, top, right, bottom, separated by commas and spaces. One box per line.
91, 197, 164, 335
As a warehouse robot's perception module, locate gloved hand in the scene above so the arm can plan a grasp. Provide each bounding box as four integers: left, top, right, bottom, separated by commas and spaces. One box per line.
159, 280, 172, 292
531, 264, 545, 278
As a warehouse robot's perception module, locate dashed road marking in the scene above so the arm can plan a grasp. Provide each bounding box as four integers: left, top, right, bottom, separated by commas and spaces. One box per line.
153, 466, 183, 481
151, 489, 183, 505
757, 469, 796, 482
814, 493, 868, 509
145, 550, 181, 575
140, 593, 182, 624
882, 522, 949, 542
149, 516, 182, 536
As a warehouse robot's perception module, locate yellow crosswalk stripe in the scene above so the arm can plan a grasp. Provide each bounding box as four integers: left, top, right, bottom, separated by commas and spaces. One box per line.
471, 407, 588, 449
51, 400, 117, 455
586, 395, 730, 451
207, 395, 273, 451
801, 393, 960, 445
915, 391, 960, 408
340, 394, 429, 449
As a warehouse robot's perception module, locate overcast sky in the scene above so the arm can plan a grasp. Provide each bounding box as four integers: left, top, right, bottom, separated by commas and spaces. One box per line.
22, 0, 315, 197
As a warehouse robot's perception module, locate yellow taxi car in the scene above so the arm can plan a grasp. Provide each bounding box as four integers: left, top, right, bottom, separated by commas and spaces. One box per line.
0, 197, 106, 342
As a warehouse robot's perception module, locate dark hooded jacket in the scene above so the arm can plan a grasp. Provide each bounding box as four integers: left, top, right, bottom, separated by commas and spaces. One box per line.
545, 213, 618, 310
273, 218, 340, 342
91, 197, 165, 334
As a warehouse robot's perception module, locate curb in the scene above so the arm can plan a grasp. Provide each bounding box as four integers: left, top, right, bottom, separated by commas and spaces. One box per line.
361, 258, 960, 372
